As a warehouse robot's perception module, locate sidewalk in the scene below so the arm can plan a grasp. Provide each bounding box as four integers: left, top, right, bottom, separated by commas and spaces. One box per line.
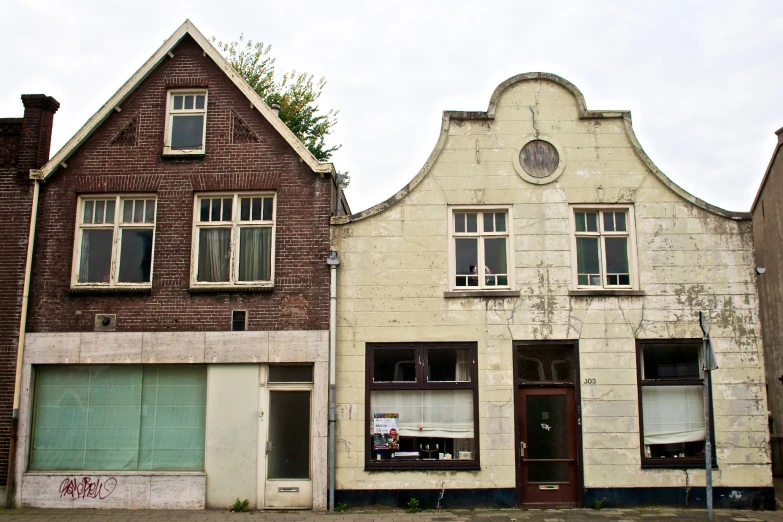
1, 508, 783, 521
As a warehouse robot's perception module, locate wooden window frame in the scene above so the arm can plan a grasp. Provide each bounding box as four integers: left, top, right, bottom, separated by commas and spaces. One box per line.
447, 205, 515, 292
569, 204, 639, 291
635, 339, 717, 469
364, 342, 480, 471
163, 89, 208, 156
190, 192, 276, 289
71, 195, 157, 289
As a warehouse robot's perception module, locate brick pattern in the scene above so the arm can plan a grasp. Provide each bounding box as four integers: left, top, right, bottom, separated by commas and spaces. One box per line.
0, 121, 35, 486
28, 35, 332, 336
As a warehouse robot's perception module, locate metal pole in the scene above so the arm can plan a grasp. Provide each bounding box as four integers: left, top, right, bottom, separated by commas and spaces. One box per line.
700, 312, 713, 522
704, 366, 712, 521
327, 253, 340, 511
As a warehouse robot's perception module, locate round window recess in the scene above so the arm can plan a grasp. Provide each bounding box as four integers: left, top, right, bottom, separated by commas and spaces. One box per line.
512, 137, 566, 185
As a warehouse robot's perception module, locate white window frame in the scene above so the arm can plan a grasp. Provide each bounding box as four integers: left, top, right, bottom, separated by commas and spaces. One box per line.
163, 89, 208, 155
71, 195, 157, 288
190, 192, 276, 288
568, 204, 639, 290
447, 205, 515, 291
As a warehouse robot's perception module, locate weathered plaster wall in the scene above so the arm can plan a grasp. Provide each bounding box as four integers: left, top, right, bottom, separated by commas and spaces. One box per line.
332, 77, 768, 492
752, 133, 783, 437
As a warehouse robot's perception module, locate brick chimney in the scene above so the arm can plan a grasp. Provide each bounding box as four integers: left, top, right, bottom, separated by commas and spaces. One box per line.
18, 94, 60, 175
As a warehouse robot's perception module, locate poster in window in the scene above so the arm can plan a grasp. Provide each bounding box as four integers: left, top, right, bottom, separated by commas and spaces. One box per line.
373, 413, 399, 450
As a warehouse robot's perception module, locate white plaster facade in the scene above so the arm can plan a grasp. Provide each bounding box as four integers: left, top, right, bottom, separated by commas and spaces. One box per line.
330, 74, 771, 507
15, 330, 328, 510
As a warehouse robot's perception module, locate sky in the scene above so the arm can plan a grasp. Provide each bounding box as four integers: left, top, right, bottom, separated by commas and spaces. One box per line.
2, 1, 782, 213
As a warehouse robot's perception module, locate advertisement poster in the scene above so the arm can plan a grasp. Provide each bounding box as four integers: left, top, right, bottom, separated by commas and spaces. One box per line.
372, 413, 399, 450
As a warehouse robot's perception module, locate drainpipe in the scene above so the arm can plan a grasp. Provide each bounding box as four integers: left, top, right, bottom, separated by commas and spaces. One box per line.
6, 178, 41, 508
326, 251, 341, 511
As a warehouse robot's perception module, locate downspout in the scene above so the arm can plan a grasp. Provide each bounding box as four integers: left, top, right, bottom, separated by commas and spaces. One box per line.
326, 250, 340, 511
6, 178, 40, 508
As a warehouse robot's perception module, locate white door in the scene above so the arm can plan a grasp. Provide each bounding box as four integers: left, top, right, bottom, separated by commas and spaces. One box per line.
263, 377, 313, 509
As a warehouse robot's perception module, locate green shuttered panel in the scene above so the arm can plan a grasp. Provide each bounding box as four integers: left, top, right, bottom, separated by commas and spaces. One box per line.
30, 365, 206, 471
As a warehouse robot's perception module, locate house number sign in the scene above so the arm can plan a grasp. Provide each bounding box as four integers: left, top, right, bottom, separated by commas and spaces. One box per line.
583, 378, 596, 384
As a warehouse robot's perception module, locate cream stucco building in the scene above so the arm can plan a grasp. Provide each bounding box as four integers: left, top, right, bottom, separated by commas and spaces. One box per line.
330, 73, 772, 509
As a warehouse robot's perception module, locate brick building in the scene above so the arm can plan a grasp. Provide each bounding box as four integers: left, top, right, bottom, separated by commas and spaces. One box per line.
11, 21, 345, 509
0, 95, 59, 503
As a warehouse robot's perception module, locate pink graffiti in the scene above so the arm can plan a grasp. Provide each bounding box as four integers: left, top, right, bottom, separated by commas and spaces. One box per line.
59, 476, 117, 500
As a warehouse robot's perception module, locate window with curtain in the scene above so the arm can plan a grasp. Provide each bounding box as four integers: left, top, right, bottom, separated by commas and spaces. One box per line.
366, 343, 478, 469
193, 193, 275, 287
571, 205, 637, 289
636, 341, 716, 468
29, 365, 206, 472
73, 196, 156, 288
450, 207, 512, 290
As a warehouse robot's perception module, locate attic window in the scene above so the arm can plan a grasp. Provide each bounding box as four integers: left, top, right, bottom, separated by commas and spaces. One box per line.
164, 90, 207, 155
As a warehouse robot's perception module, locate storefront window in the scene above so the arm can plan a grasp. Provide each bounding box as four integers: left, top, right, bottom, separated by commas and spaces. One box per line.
366, 343, 478, 469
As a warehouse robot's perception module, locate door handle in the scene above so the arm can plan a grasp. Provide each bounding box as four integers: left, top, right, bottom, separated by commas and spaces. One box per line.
520, 441, 526, 458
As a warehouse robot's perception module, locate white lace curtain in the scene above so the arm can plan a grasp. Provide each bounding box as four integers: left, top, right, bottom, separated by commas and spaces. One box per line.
642, 385, 705, 445
370, 389, 474, 438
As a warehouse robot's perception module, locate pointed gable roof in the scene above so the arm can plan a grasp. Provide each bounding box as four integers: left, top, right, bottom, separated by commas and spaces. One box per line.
32, 20, 335, 180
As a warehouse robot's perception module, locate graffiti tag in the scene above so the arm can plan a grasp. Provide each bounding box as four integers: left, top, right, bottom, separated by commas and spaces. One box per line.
59, 476, 117, 500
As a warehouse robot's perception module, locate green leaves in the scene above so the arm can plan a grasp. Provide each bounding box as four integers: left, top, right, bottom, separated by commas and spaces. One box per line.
213, 34, 341, 163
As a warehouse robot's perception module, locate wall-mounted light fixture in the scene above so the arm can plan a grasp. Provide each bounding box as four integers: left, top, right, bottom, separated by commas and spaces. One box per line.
756, 267, 767, 275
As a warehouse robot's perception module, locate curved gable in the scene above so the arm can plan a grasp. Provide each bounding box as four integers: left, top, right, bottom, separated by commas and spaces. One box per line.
334, 72, 748, 224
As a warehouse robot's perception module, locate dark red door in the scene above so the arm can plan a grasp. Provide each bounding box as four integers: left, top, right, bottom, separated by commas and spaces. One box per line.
518, 387, 578, 507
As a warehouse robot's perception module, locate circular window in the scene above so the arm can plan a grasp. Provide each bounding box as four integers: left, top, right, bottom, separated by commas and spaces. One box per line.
519, 140, 559, 178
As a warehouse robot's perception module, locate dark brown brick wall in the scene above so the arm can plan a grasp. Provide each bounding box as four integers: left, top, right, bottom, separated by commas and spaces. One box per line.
28, 35, 332, 336
753, 130, 783, 436
0, 120, 28, 489
0, 93, 60, 486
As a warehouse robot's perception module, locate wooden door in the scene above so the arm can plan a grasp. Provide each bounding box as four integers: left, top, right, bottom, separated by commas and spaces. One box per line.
517, 387, 578, 507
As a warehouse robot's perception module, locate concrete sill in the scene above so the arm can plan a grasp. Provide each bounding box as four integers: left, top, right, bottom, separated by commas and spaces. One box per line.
69, 287, 151, 295
161, 153, 205, 160
641, 462, 718, 470
364, 464, 481, 472
569, 290, 645, 297
24, 471, 206, 476
444, 290, 521, 298
188, 285, 273, 294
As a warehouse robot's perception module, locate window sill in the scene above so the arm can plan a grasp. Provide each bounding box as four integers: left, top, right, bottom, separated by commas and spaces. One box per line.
365, 463, 481, 472
161, 152, 205, 160
444, 290, 521, 298
569, 289, 645, 297
641, 461, 717, 470
69, 286, 151, 295
188, 285, 273, 294
25, 470, 205, 476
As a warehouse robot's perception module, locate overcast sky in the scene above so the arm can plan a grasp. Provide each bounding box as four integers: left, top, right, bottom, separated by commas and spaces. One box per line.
2, 1, 782, 213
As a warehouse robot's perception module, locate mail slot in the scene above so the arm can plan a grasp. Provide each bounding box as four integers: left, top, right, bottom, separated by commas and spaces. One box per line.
539, 485, 559, 490
278, 487, 300, 493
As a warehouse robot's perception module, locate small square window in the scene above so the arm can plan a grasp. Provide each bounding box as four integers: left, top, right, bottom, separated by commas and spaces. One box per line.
73, 196, 156, 288
570, 205, 638, 290
164, 90, 207, 155
231, 311, 247, 331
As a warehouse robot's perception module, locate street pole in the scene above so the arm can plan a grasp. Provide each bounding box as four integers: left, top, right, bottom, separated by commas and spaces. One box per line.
699, 311, 716, 522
